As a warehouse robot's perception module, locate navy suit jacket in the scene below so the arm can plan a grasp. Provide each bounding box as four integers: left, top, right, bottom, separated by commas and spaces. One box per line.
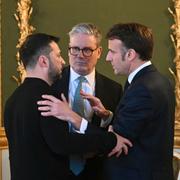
103, 65, 175, 180
52, 66, 123, 180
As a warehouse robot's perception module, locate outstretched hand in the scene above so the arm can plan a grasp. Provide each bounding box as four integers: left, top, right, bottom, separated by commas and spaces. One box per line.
80, 90, 110, 119
108, 126, 133, 157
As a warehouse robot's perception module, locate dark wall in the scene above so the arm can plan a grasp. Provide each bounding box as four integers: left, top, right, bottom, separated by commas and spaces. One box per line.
2, 0, 175, 108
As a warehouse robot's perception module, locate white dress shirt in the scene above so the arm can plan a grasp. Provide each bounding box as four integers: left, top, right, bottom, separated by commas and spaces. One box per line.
69, 67, 95, 122
128, 61, 152, 83
69, 68, 113, 133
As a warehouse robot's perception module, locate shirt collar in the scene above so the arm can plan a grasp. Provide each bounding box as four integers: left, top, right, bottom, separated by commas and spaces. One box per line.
128, 61, 152, 83
70, 67, 95, 86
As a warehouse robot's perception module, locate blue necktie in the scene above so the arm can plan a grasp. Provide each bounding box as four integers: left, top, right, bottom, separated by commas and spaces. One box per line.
72, 76, 86, 117
70, 76, 86, 175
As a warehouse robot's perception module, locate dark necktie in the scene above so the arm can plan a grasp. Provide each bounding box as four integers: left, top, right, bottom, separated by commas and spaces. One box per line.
124, 80, 130, 92
70, 76, 86, 175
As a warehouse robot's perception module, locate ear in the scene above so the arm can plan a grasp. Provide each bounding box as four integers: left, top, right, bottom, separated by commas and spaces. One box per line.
38, 55, 49, 68
125, 49, 137, 61
97, 46, 103, 59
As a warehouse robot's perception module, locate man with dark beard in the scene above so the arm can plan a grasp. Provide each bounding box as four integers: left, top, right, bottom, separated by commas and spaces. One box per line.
4, 33, 131, 180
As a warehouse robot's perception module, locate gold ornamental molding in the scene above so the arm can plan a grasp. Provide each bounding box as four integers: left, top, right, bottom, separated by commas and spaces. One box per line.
13, 0, 35, 85
0, 128, 7, 150
168, 0, 180, 148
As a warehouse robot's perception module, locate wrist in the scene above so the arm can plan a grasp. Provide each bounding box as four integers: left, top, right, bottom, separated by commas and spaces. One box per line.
69, 111, 82, 130
102, 110, 110, 119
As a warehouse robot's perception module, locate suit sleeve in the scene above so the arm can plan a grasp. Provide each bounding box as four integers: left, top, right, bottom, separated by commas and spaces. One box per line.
40, 116, 117, 156
113, 85, 153, 140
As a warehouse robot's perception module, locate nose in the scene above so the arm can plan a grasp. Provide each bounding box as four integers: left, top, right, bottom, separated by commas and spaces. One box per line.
77, 50, 84, 58
106, 53, 111, 62
60, 57, 66, 65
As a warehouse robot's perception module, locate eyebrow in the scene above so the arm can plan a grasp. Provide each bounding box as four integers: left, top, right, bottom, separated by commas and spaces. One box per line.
70, 46, 95, 49
108, 49, 115, 53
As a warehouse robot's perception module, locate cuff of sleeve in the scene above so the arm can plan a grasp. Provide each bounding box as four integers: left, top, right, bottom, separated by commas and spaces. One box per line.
100, 111, 113, 128
79, 118, 88, 134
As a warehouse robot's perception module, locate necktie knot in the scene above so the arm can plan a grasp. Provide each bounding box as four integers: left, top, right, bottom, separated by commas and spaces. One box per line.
78, 76, 86, 84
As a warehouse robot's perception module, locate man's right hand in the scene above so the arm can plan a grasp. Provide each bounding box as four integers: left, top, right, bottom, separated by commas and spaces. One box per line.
80, 90, 110, 119
37, 93, 82, 129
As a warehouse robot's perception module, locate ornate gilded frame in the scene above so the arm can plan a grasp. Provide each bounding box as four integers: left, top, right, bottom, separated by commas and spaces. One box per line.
13, 0, 35, 84
169, 0, 180, 148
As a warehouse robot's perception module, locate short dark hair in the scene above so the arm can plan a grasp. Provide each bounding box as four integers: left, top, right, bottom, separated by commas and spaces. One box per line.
106, 23, 153, 60
19, 33, 60, 68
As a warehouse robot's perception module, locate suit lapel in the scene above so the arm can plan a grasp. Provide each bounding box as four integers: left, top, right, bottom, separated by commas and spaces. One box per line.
131, 64, 157, 85
91, 71, 104, 126
122, 65, 156, 99
95, 71, 104, 100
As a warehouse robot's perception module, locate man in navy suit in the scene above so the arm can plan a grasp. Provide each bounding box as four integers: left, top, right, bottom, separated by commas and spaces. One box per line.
38, 23, 175, 180
51, 23, 123, 180
85, 22, 175, 180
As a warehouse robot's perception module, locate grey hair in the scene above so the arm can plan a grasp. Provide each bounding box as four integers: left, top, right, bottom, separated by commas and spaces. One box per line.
68, 23, 102, 46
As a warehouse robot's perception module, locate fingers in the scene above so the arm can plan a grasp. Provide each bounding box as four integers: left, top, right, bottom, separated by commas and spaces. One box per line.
108, 133, 133, 158
124, 138, 133, 148
93, 106, 104, 113
108, 148, 117, 157
115, 132, 133, 148
38, 105, 50, 111
108, 125, 113, 132
37, 94, 65, 107
115, 149, 123, 157
80, 91, 98, 104
61, 93, 68, 103
81, 93, 94, 101
108, 148, 122, 157
108, 143, 129, 158
41, 94, 59, 102
113, 143, 129, 157
92, 106, 99, 113
80, 90, 88, 96
122, 144, 128, 155
37, 100, 52, 106
80, 90, 90, 98
40, 111, 53, 116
